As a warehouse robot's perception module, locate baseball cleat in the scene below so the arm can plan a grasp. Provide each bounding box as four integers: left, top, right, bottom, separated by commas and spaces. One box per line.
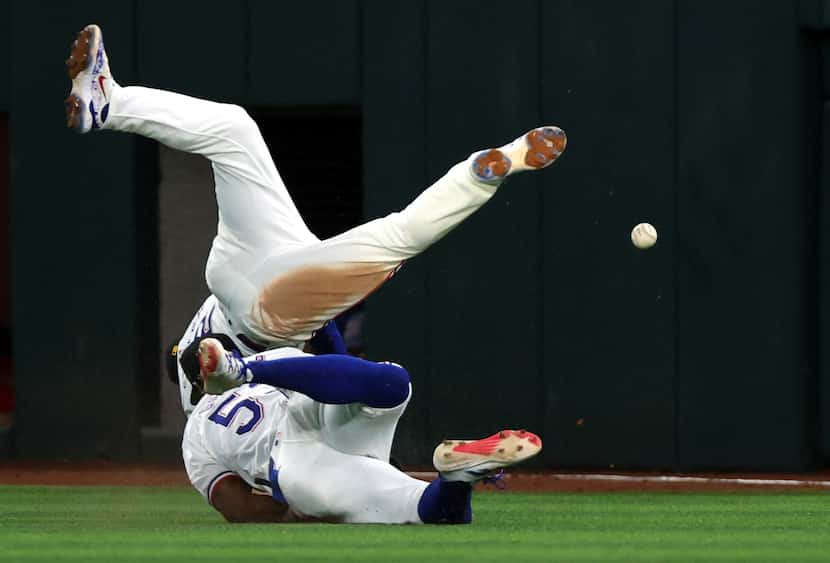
470, 126, 567, 182
433, 429, 542, 483
64, 24, 115, 133
471, 149, 512, 181
198, 338, 248, 395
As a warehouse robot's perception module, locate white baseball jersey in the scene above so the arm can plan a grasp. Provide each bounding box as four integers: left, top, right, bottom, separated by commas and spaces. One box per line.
182, 382, 289, 502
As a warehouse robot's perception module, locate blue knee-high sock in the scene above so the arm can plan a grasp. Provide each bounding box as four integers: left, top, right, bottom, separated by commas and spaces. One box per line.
244, 354, 410, 408
417, 478, 473, 524
308, 321, 347, 355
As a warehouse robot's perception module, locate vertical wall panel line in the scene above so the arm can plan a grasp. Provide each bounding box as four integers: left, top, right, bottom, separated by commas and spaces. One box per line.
671, 0, 680, 472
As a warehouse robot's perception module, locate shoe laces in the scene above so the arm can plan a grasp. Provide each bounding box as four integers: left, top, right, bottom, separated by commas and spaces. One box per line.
481, 470, 507, 489
225, 350, 248, 383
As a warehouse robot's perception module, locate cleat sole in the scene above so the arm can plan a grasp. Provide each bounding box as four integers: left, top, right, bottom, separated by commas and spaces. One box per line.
474, 126, 566, 180
66, 27, 94, 81
64, 94, 83, 131
433, 429, 542, 474
523, 127, 566, 169
472, 149, 512, 181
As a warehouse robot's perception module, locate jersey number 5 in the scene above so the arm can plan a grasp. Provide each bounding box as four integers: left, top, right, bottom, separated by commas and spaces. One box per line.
208, 392, 263, 435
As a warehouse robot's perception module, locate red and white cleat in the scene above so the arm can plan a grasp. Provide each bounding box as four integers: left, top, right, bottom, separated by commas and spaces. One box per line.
471, 126, 567, 182
198, 338, 248, 395
433, 429, 543, 483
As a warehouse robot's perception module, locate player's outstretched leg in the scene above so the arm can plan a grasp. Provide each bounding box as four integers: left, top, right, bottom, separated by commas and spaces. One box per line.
272, 427, 542, 525
416, 429, 543, 524
238, 126, 568, 347
63, 24, 316, 268
377, 125, 567, 254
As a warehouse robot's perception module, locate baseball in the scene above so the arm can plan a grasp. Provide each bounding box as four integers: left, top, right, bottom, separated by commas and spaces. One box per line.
631, 222, 657, 249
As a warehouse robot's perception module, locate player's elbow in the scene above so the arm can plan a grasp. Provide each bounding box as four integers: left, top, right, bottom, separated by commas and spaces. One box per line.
210, 474, 268, 524
213, 493, 253, 524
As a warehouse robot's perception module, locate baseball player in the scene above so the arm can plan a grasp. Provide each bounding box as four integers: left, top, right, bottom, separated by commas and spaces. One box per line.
183, 337, 542, 524
64, 25, 567, 414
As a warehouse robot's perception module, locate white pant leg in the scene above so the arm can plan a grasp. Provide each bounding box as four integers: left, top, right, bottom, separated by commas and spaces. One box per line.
241, 160, 501, 345
272, 379, 410, 462
273, 387, 421, 523
276, 392, 425, 524
317, 386, 411, 462
103, 85, 318, 316
276, 440, 428, 524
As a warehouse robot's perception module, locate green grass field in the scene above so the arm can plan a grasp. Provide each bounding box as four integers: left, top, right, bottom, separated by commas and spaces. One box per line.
1, 486, 829, 562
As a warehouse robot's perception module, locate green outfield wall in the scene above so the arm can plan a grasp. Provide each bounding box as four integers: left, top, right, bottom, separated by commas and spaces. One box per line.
5, 0, 828, 470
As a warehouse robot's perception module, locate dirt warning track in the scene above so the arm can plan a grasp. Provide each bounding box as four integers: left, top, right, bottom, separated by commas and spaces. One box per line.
1, 462, 829, 492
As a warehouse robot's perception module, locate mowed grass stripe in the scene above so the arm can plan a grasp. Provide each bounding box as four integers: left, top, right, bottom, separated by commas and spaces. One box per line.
1, 486, 829, 562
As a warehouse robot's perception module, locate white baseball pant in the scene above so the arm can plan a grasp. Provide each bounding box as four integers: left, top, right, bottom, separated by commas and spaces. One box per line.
246, 347, 428, 524
103, 85, 502, 348
273, 388, 429, 524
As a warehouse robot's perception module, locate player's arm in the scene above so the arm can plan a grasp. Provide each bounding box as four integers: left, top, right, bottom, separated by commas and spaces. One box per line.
210, 474, 310, 523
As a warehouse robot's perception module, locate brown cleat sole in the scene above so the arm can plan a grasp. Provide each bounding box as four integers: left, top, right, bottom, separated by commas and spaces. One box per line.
523, 127, 567, 169
472, 149, 512, 181
63, 25, 96, 131
65, 27, 94, 81
472, 126, 567, 181
64, 94, 83, 130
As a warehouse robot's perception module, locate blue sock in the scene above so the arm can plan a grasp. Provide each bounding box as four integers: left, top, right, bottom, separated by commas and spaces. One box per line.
245, 354, 410, 408
417, 478, 473, 524
308, 321, 347, 355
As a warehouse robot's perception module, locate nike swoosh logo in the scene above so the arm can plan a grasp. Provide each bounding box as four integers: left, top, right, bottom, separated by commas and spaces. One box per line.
98, 75, 107, 100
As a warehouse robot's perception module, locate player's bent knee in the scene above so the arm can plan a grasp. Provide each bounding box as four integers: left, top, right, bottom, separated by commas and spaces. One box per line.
376, 362, 410, 408
222, 104, 259, 137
